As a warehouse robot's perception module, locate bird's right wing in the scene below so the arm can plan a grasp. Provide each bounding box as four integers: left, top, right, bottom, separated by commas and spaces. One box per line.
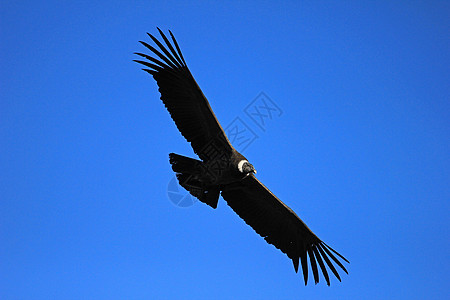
134, 29, 233, 161
221, 174, 349, 285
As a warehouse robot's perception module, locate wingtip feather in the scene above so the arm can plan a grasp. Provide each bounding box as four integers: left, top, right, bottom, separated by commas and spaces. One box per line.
307, 247, 320, 284
320, 243, 349, 274
322, 241, 350, 264
292, 257, 299, 273
300, 252, 308, 285
313, 245, 330, 286
317, 244, 341, 282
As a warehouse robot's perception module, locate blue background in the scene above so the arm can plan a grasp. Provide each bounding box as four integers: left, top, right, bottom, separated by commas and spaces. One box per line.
1, 1, 449, 299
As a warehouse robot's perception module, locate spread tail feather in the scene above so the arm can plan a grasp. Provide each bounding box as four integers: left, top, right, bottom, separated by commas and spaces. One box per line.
169, 153, 220, 208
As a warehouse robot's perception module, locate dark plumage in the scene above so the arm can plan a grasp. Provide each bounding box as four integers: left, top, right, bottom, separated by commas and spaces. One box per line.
135, 28, 349, 285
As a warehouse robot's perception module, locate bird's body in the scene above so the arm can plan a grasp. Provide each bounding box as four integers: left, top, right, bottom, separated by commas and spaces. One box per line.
169, 149, 252, 208
135, 28, 349, 285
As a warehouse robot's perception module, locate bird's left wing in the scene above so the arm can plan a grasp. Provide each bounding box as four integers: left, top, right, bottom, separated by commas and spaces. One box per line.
134, 29, 233, 161
221, 174, 349, 285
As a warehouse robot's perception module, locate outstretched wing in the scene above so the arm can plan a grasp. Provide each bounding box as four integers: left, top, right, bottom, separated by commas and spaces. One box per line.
134, 29, 233, 161
221, 175, 349, 285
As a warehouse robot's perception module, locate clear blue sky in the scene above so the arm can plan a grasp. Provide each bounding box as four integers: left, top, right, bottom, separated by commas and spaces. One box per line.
1, 1, 449, 299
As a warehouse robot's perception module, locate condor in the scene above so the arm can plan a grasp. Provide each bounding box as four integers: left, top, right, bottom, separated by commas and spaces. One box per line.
134, 28, 349, 285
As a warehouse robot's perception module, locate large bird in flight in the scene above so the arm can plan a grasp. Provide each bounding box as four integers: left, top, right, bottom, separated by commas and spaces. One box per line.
135, 28, 349, 285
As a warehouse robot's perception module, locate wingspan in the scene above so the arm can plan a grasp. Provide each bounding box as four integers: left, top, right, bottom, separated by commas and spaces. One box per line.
134, 29, 233, 161
221, 175, 349, 285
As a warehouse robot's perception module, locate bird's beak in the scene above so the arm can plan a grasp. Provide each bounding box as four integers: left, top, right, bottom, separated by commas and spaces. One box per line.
252, 169, 257, 174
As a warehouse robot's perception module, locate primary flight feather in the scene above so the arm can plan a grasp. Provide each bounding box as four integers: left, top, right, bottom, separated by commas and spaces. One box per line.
135, 28, 349, 285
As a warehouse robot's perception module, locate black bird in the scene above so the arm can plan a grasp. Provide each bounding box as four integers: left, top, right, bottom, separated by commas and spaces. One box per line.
134, 29, 349, 285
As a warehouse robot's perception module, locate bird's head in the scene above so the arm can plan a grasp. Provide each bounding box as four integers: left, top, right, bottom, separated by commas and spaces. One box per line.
238, 160, 257, 176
